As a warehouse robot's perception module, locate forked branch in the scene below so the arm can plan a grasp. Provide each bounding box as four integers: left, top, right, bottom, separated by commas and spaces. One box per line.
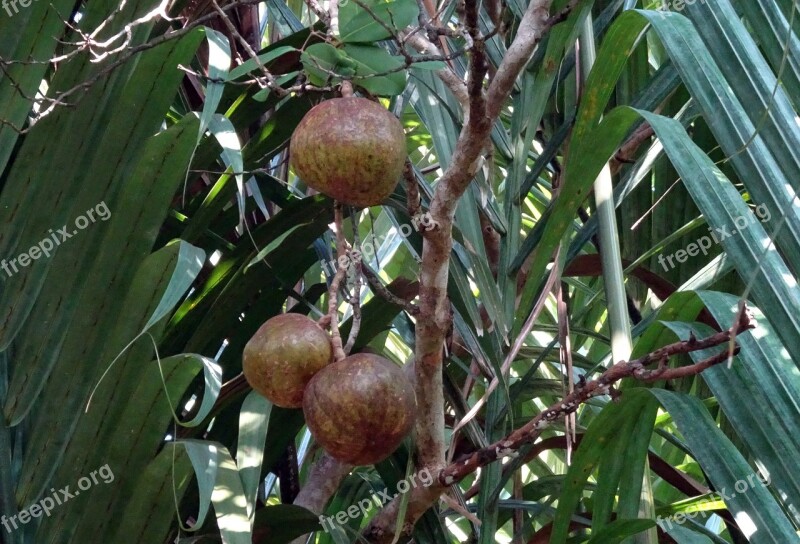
362, 307, 754, 543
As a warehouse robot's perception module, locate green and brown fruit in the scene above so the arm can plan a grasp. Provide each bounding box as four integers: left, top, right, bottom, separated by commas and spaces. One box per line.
243, 313, 333, 408
302, 353, 417, 465
289, 97, 406, 207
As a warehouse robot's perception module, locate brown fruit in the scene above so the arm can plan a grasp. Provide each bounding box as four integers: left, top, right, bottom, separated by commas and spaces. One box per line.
302, 353, 416, 465
289, 97, 406, 207
243, 314, 332, 408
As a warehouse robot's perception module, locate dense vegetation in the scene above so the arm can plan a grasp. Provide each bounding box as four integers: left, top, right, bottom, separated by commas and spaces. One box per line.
1, 0, 800, 543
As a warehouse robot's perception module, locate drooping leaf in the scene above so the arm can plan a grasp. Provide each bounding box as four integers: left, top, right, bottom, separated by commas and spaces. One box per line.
236, 391, 272, 519
179, 439, 252, 544
159, 354, 223, 429
199, 29, 231, 137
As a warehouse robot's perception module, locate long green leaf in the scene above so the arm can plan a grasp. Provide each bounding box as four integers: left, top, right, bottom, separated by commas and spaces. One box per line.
650, 390, 797, 543
180, 439, 252, 544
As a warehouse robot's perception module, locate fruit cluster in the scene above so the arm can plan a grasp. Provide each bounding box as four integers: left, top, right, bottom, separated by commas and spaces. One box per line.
243, 313, 417, 465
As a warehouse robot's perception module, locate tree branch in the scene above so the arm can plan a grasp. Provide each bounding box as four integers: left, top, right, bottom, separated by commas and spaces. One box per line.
383, 0, 569, 540
362, 307, 754, 542
318, 202, 348, 361
401, 31, 469, 108
486, 0, 567, 119
289, 453, 353, 544
442, 306, 753, 483
303, 0, 330, 26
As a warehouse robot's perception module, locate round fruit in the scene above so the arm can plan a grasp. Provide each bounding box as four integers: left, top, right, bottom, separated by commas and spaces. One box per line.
302, 353, 416, 465
243, 313, 333, 408
290, 97, 406, 207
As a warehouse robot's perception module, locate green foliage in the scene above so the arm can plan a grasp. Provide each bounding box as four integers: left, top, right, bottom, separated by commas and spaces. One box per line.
2, 0, 800, 543
338, 0, 419, 42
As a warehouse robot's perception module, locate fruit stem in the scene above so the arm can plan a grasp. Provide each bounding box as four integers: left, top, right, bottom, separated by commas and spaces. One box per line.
324, 201, 348, 361
340, 80, 354, 97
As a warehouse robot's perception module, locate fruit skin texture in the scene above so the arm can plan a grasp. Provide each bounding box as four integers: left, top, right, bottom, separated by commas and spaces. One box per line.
290, 97, 406, 207
243, 314, 333, 408
303, 353, 417, 465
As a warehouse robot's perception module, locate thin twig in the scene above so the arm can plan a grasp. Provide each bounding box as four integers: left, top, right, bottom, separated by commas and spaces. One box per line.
404, 159, 421, 218
304, 0, 331, 25
329, 0, 340, 36
441, 307, 754, 484
211, 0, 286, 96
402, 31, 469, 108
0, 0, 273, 132
319, 202, 348, 362
364, 306, 754, 543
447, 248, 561, 462
361, 263, 419, 315
344, 223, 362, 354
555, 279, 575, 460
